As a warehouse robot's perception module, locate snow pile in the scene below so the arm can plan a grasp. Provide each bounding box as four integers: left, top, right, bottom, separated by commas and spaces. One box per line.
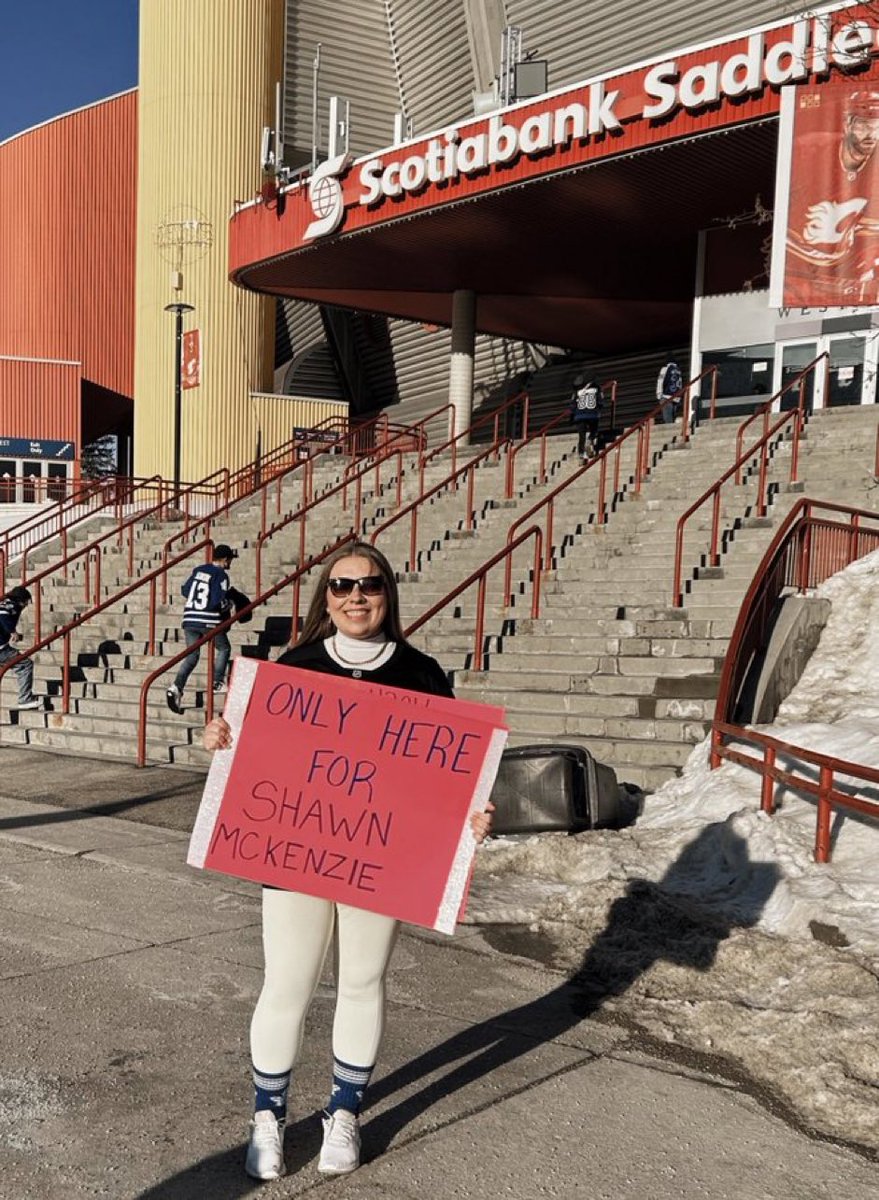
467, 550, 879, 1150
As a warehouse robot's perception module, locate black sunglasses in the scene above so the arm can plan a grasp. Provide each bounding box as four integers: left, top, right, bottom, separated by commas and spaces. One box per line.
327, 575, 385, 597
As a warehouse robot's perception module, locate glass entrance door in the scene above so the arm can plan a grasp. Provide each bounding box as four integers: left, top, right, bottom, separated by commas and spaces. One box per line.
779, 341, 820, 411
21, 461, 42, 503
775, 333, 877, 409
825, 333, 871, 406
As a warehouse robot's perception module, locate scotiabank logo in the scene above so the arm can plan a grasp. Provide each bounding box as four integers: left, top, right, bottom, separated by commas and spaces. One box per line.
303, 154, 351, 240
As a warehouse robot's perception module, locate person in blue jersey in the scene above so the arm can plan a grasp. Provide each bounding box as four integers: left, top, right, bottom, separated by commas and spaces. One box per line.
202, 540, 493, 1182
0, 585, 43, 711
567, 374, 604, 460
166, 544, 239, 714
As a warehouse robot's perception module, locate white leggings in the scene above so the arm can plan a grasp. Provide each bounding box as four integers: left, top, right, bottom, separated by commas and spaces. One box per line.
250, 888, 399, 1074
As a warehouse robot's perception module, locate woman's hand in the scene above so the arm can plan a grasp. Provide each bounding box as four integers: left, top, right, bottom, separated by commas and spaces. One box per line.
470, 801, 495, 845
203, 716, 233, 751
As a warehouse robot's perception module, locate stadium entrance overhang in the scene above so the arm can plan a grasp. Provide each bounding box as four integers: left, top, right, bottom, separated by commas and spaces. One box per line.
229, 5, 872, 354
232, 121, 777, 353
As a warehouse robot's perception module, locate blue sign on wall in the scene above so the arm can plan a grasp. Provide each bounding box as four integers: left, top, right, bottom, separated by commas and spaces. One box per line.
0, 438, 76, 460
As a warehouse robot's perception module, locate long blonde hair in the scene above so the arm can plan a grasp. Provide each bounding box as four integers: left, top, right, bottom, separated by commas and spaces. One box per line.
295, 540, 405, 646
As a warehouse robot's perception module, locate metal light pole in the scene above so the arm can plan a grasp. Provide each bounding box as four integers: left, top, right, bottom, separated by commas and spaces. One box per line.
164, 302, 195, 506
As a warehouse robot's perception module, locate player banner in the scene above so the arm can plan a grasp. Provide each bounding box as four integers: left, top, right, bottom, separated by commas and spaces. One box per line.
188, 658, 508, 933
771, 73, 879, 308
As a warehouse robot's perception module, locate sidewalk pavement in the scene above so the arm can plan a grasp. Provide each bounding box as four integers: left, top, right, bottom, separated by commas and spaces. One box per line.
1, 748, 878, 1199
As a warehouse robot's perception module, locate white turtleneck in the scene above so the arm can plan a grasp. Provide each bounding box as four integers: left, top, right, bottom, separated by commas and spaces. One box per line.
324, 630, 395, 671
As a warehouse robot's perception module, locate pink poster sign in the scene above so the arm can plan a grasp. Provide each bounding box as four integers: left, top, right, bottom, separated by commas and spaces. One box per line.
188, 658, 507, 933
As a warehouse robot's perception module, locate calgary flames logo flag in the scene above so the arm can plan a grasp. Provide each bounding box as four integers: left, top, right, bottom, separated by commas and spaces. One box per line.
772, 70, 879, 307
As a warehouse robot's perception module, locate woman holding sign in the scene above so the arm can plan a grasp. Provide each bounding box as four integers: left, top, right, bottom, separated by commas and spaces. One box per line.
203, 542, 492, 1181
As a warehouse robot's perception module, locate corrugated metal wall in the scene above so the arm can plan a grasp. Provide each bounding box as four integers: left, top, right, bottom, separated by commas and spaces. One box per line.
250, 393, 348, 452
283, 0, 400, 163
0, 94, 136, 402
276, 0, 790, 430
0, 358, 82, 447
386, 0, 477, 132
134, 0, 284, 481
504, 0, 792, 92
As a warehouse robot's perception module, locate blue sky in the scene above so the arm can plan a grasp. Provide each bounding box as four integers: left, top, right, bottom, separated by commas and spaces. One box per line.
0, 0, 139, 144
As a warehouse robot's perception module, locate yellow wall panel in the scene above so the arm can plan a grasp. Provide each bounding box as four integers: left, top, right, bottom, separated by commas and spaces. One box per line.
134, 0, 284, 483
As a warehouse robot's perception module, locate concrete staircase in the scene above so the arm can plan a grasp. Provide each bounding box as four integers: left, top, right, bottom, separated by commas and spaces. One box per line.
0, 432, 585, 764
4, 405, 877, 792
450, 405, 879, 791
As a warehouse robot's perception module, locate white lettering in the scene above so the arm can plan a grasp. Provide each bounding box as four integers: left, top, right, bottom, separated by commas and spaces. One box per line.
489, 114, 520, 163
400, 154, 427, 190
588, 81, 621, 134
425, 139, 444, 182
680, 61, 720, 109
350, 16, 879, 224
552, 103, 587, 145
764, 20, 809, 86
359, 159, 383, 206
811, 14, 830, 74
519, 112, 552, 154
719, 33, 763, 98
442, 129, 459, 180
642, 61, 678, 119
458, 132, 488, 170
384, 161, 403, 198
832, 21, 873, 67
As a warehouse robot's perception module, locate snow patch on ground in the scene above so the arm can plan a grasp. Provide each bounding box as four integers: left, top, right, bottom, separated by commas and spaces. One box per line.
467, 550, 879, 1150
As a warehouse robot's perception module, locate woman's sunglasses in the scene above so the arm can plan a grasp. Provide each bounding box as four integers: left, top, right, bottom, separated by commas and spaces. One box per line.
327, 575, 386, 597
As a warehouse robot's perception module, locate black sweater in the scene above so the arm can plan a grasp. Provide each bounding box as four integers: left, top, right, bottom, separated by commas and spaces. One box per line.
275, 639, 454, 699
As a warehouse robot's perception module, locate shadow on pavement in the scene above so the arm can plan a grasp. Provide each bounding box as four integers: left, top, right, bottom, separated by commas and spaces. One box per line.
132, 823, 780, 1195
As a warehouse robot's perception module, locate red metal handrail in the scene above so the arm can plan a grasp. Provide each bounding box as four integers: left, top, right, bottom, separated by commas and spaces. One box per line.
708, 498, 879, 862
404, 525, 543, 671
0, 475, 171, 594
504, 409, 572, 500
341, 402, 456, 507
420, 390, 529, 481
0, 536, 215, 721
15, 472, 233, 641
163, 410, 398, 600
135, 532, 359, 764
734, 353, 829, 483
711, 499, 879, 731
712, 721, 879, 863
252, 419, 432, 595
671, 407, 805, 609
658, 365, 718, 448
370, 439, 514, 572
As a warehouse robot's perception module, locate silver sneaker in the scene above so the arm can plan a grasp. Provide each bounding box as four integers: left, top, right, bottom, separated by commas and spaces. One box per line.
245, 1110, 286, 1181
318, 1109, 360, 1175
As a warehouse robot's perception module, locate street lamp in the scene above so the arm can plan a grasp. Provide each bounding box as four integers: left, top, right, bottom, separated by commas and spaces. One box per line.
164, 301, 195, 505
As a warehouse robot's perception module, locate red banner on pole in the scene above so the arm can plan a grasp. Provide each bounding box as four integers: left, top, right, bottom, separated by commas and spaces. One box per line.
181, 328, 201, 389
187, 658, 508, 933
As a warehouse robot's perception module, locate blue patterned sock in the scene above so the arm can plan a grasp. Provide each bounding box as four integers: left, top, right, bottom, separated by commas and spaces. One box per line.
252, 1065, 291, 1119
327, 1057, 373, 1116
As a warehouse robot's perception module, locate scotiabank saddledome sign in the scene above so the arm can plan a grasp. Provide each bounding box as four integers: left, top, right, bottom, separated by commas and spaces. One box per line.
264, 7, 879, 246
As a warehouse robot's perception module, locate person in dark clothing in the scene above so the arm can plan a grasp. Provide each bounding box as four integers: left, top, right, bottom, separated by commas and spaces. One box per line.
0, 585, 42, 710
202, 540, 493, 1182
657, 356, 684, 424
167, 544, 240, 714
568, 375, 603, 460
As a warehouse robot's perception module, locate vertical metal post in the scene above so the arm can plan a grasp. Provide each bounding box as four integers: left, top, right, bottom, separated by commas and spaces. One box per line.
312, 44, 322, 167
